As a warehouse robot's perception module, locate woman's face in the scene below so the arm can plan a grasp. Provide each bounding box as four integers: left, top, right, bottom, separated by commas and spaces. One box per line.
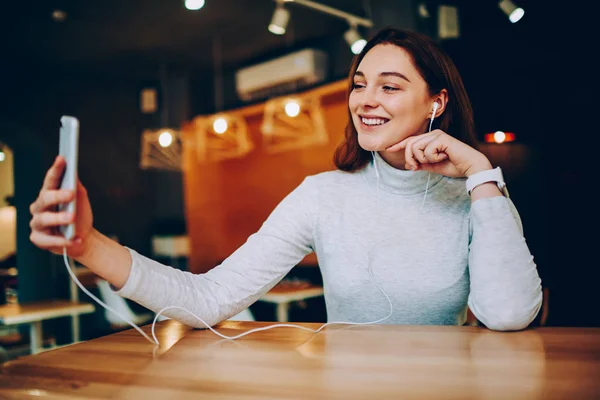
349, 44, 434, 155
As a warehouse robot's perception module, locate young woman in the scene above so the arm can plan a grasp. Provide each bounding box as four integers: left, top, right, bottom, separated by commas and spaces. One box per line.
29, 28, 542, 331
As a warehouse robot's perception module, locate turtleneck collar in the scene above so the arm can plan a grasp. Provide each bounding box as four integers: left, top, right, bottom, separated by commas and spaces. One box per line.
361, 151, 444, 196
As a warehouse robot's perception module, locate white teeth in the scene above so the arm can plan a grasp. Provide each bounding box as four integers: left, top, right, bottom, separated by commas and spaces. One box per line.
361, 117, 388, 126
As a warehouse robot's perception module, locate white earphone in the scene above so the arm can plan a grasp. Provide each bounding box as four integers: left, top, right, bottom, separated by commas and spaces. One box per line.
429, 101, 440, 132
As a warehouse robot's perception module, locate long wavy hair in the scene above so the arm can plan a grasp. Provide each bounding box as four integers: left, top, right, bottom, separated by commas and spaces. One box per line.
334, 28, 478, 172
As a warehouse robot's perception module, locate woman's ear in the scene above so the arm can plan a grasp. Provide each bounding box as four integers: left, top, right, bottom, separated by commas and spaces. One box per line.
432, 89, 449, 119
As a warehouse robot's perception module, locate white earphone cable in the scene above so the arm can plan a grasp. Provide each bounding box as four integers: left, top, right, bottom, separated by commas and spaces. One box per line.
63, 248, 157, 345
61, 105, 439, 347
62, 246, 393, 346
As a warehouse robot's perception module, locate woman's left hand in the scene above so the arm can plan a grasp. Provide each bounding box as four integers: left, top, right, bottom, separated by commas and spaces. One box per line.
386, 129, 492, 178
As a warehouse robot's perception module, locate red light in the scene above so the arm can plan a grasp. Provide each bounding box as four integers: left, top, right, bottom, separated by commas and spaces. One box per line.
484, 131, 516, 143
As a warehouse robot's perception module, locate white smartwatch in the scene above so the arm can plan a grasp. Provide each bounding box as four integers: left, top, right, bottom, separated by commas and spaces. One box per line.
465, 167, 509, 197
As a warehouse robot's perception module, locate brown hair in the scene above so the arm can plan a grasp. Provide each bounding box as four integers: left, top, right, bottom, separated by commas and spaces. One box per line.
334, 27, 478, 171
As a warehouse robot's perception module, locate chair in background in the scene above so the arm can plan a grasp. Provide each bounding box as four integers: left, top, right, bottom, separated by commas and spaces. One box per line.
96, 279, 154, 329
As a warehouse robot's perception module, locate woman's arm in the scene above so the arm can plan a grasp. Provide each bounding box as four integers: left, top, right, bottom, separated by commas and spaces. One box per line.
467, 196, 543, 331
88, 176, 319, 328
75, 229, 133, 289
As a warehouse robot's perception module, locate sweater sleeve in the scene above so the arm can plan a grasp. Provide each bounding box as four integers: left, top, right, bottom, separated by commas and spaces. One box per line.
467, 196, 543, 331
112, 176, 318, 328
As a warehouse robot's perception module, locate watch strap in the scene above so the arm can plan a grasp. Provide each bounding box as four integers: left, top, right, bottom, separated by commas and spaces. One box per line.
466, 167, 509, 197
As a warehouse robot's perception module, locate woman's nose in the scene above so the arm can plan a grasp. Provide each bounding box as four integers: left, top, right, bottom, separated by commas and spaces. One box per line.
361, 89, 379, 108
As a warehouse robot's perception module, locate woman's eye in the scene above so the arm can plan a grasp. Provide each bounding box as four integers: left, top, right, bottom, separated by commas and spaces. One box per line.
383, 86, 399, 92
352, 83, 365, 90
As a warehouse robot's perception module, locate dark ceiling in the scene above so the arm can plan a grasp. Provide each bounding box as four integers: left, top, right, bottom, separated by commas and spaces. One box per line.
1, 0, 585, 139
5, 0, 370, 73
3, 0, 555, 74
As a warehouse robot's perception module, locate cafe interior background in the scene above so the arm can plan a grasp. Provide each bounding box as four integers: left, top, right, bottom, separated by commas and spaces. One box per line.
0, 0, 594, 362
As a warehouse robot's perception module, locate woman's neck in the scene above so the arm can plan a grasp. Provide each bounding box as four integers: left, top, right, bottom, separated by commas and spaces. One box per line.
378, 150, 408, 170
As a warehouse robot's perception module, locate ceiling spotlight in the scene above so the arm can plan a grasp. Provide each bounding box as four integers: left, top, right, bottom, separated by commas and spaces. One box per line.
185, 0, 205, 10
498, 0, 525, 23
52, 9, 67, 22
344, 26, 367, 54
269, 4, 290, 35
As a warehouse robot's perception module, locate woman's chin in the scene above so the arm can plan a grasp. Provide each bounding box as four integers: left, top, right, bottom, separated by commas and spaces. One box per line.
357, 135, 392, 152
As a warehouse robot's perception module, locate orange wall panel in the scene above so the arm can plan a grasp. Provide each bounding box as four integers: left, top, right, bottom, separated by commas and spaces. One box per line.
182, 82, 348, 273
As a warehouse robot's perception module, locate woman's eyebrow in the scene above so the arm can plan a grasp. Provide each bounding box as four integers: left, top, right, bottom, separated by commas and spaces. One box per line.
380, 71, 411, 83
354, 70, 411, 83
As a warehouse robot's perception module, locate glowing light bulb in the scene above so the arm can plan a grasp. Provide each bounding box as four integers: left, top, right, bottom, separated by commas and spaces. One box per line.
158, 131, 173, 147
494, 131, 506, 144
509, 7, 524, 23
351, 39, 367, 54
285, 100, 301, 117
213, 118, 228, 134
185, 0, 205, 11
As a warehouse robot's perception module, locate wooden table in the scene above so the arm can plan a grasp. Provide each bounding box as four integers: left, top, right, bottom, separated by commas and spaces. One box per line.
258, 282, 324, 322
0, 300, 95, 355
69, 267, 100, 347
0, 320, 598, 399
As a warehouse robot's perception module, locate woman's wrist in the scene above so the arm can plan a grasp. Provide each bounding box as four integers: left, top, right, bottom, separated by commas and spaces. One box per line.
464, 157, 493, 178
470, 182, 503, 201
74, 229, 132, 289
74, 228, 102, 265
73, 229, 94, 264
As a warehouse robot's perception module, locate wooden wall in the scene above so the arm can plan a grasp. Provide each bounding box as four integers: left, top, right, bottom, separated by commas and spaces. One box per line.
182, 80, 348, 273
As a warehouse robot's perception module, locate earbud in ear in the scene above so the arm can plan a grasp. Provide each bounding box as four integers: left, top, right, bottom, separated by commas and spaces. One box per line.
428, 101, 440, 132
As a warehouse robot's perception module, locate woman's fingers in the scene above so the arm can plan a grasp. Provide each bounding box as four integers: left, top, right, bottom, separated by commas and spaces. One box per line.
410, 131, 447, 165
404, 137, 418, 170
29, 229, 72, 250
30, 211, 74, 231
41, 156, 66, 191
423, 139, 449, 163
30, 189, 75, 214
404, 134, 434, 170
386, 130, 451, 170
385, 138, 409, 153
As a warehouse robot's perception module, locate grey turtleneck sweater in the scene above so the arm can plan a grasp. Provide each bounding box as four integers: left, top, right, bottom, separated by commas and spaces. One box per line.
115, 152, 543, 331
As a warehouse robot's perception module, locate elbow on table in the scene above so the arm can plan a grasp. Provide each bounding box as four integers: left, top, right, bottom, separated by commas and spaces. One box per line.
187, 316, 222, 330
482, 313, 535, 332
472, 294, 543, 332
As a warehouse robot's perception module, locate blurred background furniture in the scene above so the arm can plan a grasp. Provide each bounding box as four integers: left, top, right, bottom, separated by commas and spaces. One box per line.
228, 308, 255, 321
96, 279, 154, 330
151, 234, 190, 271
0, 300, 94, 355
257, 279, 324, 322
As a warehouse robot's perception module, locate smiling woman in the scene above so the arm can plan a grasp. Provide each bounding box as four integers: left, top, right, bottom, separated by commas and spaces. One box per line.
29, 27, 542, 337
336, 28, 477, 172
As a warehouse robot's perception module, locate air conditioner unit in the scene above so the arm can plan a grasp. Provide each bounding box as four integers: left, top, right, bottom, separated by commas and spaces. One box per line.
235, 48, 328, 102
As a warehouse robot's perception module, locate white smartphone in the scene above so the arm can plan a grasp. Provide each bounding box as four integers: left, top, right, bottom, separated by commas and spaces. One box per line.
58, 115, 79, 240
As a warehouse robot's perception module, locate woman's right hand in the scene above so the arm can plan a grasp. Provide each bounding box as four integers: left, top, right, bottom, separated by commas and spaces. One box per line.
29, 155, 94, 258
